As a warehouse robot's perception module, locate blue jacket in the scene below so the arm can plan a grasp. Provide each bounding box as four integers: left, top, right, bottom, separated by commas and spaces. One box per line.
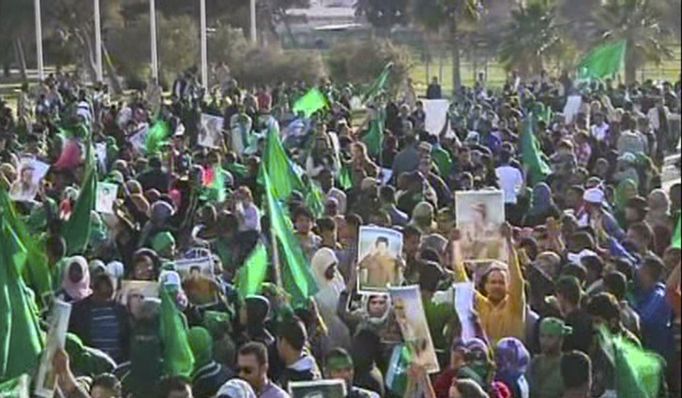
632, 282, 674, 361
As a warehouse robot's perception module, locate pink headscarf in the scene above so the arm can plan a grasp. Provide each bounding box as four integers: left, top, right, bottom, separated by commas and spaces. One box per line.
61, 256, 93, 301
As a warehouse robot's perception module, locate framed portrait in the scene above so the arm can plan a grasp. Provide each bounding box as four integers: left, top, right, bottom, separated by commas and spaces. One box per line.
289, 380, 347, 398
357, 226, 404, 294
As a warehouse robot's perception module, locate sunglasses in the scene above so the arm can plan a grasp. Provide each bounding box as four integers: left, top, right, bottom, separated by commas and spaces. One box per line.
236, 367, 255, 375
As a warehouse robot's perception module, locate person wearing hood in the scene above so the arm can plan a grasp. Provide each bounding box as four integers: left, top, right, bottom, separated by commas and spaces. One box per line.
433, 338, 496, 398
238, 295, 275, 348
217, 379, 257, 398
612, 179, 638, 227
324, 348, 379, 398
646, 189, 674, 255
495, 337, 530, 398
311, 247, 351, 353
152, 231, 177, 264
522, 183, 561, 227
275, 318, 322, 390
56, 255, 93, 303
188, 327, 234, 398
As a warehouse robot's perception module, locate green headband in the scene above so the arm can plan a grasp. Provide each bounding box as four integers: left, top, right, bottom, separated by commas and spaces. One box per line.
540, 317, 573, 337
326, 356, 353, 371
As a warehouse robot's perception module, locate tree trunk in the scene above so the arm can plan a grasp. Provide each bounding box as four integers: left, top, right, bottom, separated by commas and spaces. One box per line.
2, 63, 9, 78
450, 22, 462, 95
625, 59, 637, 85
13, 38, 27, 82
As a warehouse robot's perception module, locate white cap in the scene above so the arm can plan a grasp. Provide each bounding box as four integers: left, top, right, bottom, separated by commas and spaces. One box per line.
583, 187, 604, 204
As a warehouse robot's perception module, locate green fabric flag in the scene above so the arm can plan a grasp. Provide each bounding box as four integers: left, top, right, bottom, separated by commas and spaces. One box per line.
305, 180, 326, 219
160, 286, 195, 378
292, 88, 329, 118
145, 119, 171, 155
0, 214, 44, 382
432, 146, 453, 177
385, 344, 413, 397
337, 163, 353, 191
0, 374, 29, 398
261, 125, 305, 201
263, 170, 318, 306
236, 243, 269, 299
203, 167, 228, 203
577, 40, 627, 81
521, 117, 552, 185
362, 112, 385, 158
672, 215, 681, 249
0, 190, 51, 307
62, 147, 97, 255
226, 162, 249, 180
363, 62, 394, 103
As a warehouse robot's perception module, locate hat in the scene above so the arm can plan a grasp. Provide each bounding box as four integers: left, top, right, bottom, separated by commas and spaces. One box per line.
539, 317, 573, 337
583, 188, 604, 204
360, 177, 378, 191
159, 270, 182, 288
217, 379, 257, 398
151, 232, 176, 254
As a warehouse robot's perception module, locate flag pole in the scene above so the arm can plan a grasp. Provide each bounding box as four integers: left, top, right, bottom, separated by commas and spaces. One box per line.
94, 0, 103, 82
200, 0, 208, 91
149, 0, 159, 83
250, 0, 257, 44
270, 225, 283, 289
34, 0, 44, 81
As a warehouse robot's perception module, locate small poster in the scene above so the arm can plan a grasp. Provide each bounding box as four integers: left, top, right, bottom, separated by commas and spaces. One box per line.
34, 300, 72, 398
423, 99, 451, 136
128, 123, 149, 154
453, 282, 477, 340
289, 380, 347, 398
173, 257, 214, 279
563, 95, 582, 124
96, 182, 119, 214
117, 281, 159, 307
199, 114, 225, 149
389, 285, 440, 373
455, 190, 507, 265
357, 226, 404, 294
9, 158, 48, 202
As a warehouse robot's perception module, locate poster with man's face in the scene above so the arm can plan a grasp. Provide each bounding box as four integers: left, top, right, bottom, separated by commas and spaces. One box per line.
455, 190, 507, 266
389, 285, 440, 374
289, 380, 347, 398
199, 114, 224, 149
357, 226, 404, 294
96, 182, 119, 214
117, 281, 159, 319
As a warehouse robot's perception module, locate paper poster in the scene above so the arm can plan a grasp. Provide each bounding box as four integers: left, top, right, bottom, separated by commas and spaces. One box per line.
453, 282, 477, 340
389, 285, 440, 374
183, 274, 221, 308
95, 142, 107, 170
661, 153, 681, 192
289, 380, 347, 398
117, 281, 159, 307
357, 226, 404, 294
9, 158, 49, 202
563, 95, 582, 124
34, 300, 72, 398
199, 113, 225, 149
96, 182, 118, 214
173, 257, 214, 279
455, 190, 508, 265
423, 99, 451, 136
128, 123, 149, 154
18, 157, 50, 185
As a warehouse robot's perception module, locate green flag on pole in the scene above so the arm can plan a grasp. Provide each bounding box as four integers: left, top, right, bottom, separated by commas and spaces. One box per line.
305, 180, 326, 219
385, 344, 413, 397
263, 170, 318, 306
145, 119, 171, 155
362, 112, 385, 158
363, 62, 394, 103
261, 125, 306, 202
521, 116, 552, 185
236, 243, 269, 299
292, 88, 329, 118
160, 286, 195, 378
672, 215, 681, 249
577, 40, 627, 81
62, 150, 97, 255
338, 163, 353, 190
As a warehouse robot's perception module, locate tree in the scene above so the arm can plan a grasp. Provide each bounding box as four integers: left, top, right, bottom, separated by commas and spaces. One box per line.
499, 0, 563, 77
410, 0, 483, 93
597, 0, 673, 83
0, 0, 35, 80
355, 0, 409, 37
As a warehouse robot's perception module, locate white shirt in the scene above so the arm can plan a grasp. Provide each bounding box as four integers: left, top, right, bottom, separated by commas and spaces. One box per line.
495, 165, 524, 204
591, 122, 610, 142
236, 201, 261, 232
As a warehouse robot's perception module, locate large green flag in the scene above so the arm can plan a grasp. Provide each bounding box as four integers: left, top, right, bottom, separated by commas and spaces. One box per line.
362, 112, 385, 158
160, 286, 195, 378
0, 374, 29, 397
62, 152, 97, 255
262, 125, 305, 201
236, 243, 269, 299
263, 170, 318, 306
672, 215, 681, 249
145, 119, 171, 155
293, 88, 329, 118
337, 163, 353, 190
577, 40, 627, 81
521, 117, 552, 185
305, 180, 326, 219
0, 214, 44, 382
385, 344, 413, 397
363, 62, 393, 103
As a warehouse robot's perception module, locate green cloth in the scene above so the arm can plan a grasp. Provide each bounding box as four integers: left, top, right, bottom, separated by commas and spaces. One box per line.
65, 332, 117, 377
423, 300, 457, 352
673, 215, 681, 249
292, 88, 329, 118
337, 163, 353, 190
539, 317, 572, 337
363, 62, 393, 103
263, 170, 318, 307
614, 179, 638, 213
0, 213, 44, 382
577, 40, 627, 81
261, 125, 305, 202
362, 112, 385, 158
225, 162, 249, 180
521, 117, 552, 185
236, 243, 269, 299
385, 344, 412, 397
152, 232, 176, 254
0, 374, 29, 397
160, 286, 195, 378
305, 180, 326, 219
203, 167, 229, 203
431, 146, 453, 177
188, 327, 213, 369
145, 119, 171, 155
62, 143, 97, 255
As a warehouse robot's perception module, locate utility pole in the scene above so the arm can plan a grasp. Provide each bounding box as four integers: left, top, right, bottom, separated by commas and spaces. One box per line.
150, 0, 159, 83
34, 0, 44, 81
94, 0, 103, 82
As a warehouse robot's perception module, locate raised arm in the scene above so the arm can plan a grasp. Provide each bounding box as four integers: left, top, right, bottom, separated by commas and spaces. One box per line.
502, 223, 526, 313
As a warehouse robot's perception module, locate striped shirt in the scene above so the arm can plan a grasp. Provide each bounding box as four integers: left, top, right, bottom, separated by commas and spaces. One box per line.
90, 306, 122, 362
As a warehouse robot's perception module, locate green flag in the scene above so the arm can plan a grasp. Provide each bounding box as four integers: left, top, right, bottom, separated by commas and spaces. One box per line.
337, 163, 353, 191
145, 119, 171, 155
577, 40, 627, 81
236, 243, 269, 299
160, 286, 195, 378
0, 374, 29, 398
293, 88, 329, 118
363, 62, 393, 103
0, 214, 44, 382
385, 344, 413, 397
521, 117, 552, 185
263, 170, 318, 306
305, 180, 326, 219
362, 112, 385, 158
62, 151, 97, 255
261, 125, 305, 201
672, 215, 681, 249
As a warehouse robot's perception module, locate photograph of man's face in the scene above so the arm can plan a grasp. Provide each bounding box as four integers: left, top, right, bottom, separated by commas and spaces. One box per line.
374, 237, 389, 255
21, 168, 34, 184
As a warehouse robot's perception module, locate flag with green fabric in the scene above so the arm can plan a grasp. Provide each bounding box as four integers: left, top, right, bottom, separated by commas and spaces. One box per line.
577, 40, 627, 81
672, 215, 681, 249
61, 144, 97, 255
263, 170, 318, 306
261, 125, 305, 201
362, 112, 385, 158
338, 163, 353, 190
0, 374, 29, 398
305, 180, 326, 219
293, 88, 329, 118
521, 117, 552, 185
363, 62, 394, 103
202, 167, 228, 203
385, 344, 413, 397
159, 286, 195, 378
0, 213, 44, 382
225, 162, 249, 180
236, 243, 269, 299
145, 119, 171, 155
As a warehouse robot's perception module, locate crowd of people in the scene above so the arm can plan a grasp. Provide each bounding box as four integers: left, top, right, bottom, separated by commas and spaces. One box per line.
0, 64, 680, 398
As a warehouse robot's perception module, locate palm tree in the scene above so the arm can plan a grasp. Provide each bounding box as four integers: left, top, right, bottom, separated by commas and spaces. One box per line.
410, 0, 483, 93
597, 0, 673, 83
499, 0, 563, 77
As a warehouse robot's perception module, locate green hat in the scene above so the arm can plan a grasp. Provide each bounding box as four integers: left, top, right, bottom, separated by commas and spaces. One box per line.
188, 327, 213, 368
540, 317, 573, 337
151, 232, 175, 254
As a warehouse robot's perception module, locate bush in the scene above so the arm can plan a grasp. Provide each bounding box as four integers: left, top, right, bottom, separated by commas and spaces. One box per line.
326, 39, 412, 91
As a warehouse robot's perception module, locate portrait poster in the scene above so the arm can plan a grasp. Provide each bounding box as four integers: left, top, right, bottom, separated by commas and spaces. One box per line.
199, 114, 224, 149
96, 182, 119, 214
388, 285, 440, 374
10, 157, 49, 202
18, 156, 50, 185
34, 300, 72, 398
173, 257, 214, 279
128, 123, 149, 154
357, 226, 404, 294
117, 281, 159, 307
289, 380, 347, 398
455, 190, 508, 266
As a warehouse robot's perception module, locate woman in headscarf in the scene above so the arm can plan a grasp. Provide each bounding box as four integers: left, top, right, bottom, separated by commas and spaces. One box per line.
522, 183, 561, 227
238, 295, 275, 347
646, 189, 674, 255
494, 337, 530, 398
56, 256, 93, 303
613, 179, 638, 227
188, 327, 234, 398
310, 247, 351, 353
